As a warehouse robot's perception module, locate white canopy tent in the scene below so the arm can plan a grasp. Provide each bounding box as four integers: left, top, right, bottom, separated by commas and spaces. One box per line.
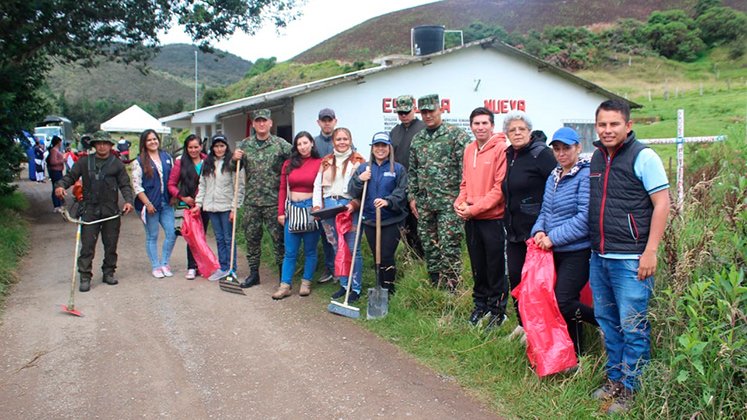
100, 105, 171, 134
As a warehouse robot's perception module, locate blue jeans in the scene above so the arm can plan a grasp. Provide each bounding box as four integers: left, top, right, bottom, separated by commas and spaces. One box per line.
589, 252, 654, 391
208, 211, 237, 272
321, 197, 363, 293
144, 202, 176, 270
281, 198, 320, 285
50, 169, 63, 208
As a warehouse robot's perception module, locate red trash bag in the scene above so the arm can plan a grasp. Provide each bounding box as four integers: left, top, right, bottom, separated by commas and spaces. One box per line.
181, 209, 220, 278
512, 240, 578, 377
333, 211, 353, 278
580, 281, 593, 307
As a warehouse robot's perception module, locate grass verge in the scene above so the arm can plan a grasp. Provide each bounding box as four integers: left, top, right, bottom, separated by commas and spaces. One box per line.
0, 192, 30, 299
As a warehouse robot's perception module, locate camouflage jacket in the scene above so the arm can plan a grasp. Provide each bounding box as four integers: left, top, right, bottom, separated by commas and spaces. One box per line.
408, 122, 469, 208
234, 134, 291, 207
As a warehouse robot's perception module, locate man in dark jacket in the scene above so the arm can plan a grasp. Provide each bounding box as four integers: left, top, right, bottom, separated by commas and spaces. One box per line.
55, 131, 134, 292
390, 94, 426, 259
589, 100, 670, 414
313, 107, 338, 283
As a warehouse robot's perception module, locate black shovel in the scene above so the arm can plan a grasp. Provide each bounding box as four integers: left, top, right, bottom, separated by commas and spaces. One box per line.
367, 207, 388, 319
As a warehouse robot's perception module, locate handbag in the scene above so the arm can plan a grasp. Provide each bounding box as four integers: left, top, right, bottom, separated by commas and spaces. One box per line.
284, 173, 319, 233
285, 200, 318, 233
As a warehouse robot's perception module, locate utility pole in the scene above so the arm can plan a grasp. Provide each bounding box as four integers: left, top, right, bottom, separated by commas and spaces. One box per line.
194, 50, 198, 110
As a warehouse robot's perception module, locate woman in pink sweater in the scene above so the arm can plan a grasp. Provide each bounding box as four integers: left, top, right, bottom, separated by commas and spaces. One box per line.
47, 136, 66, 212
273, 131, 323, 299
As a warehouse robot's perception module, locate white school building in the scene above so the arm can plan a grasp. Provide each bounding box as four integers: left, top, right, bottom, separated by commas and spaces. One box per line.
161, 37, 637, 152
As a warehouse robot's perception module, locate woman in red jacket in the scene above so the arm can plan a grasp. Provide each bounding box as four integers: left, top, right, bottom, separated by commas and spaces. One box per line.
167, 135, 208, 280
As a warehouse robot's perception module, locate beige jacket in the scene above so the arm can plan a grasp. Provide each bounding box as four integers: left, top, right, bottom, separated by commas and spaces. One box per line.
195, 160, 245, 212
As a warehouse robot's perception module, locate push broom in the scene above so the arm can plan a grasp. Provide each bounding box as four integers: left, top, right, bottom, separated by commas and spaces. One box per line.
328, 181, 367, 319
218, 159, 246, 295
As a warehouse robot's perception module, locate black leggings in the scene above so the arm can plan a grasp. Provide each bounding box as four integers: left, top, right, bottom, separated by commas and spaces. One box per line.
554, 248, 597, 354
363, 222, 401, 291
505, 240, 527, 325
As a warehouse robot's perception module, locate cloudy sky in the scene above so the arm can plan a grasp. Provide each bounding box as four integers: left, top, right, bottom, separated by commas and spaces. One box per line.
159, 0, 439, 62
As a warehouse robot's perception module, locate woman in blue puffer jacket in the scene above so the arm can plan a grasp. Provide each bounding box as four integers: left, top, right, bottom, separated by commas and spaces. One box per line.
349, 132, 408, 295
531, 127, 598, 355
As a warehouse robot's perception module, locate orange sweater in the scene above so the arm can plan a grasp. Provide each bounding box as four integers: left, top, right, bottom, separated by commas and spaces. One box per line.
455, 133, 507, 220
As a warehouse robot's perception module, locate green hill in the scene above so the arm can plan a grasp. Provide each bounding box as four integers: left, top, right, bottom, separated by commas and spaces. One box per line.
293, 0, 747, 63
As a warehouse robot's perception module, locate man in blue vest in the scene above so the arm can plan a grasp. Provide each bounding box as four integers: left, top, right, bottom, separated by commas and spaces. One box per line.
588, 100, 670, 414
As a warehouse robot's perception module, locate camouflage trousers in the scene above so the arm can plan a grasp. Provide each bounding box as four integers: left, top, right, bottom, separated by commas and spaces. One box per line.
417, 206, 463, 283
242, 205, 284, 270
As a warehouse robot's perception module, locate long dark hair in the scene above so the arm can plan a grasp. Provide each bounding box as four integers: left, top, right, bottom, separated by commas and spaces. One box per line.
178, 134, 201, 197
202, 136, 232, 177
287, 131, 320, 175
138, 129, 160, 178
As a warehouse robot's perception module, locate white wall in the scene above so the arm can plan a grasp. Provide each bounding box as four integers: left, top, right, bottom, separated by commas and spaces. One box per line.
294, 47, 606, 152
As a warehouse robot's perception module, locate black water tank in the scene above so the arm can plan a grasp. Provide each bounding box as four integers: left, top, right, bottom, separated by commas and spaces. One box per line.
412, 25, 445, 56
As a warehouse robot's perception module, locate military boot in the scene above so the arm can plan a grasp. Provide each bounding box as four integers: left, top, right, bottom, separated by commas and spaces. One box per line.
103, 273, 118, 285
240, 268, 260, 288
79, 276, 91, 292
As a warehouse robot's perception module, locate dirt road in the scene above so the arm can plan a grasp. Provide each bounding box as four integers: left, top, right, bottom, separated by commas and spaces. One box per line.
0, 179, 499, 419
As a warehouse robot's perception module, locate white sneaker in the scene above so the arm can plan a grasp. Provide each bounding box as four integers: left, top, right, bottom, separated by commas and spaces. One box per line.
508, 325, 525, 341
208, 269, 227, 282
185, 269, 196, 280
152, 268, 165, 279
161, 265, 173, 277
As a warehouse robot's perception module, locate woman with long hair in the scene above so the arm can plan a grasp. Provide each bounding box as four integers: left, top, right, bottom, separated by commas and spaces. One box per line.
272, 131, 323, 299
312, 127, 367, 302
132, 129, 177, 278
167, 134, 208, 279
349, 132, 408, 295
47, 136, 65, 212
193, 135, 245, 281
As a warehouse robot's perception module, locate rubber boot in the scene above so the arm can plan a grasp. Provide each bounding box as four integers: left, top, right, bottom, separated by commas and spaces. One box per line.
381, 266, 396, 295
103, 273, 118, 285
240, 268, 260, 288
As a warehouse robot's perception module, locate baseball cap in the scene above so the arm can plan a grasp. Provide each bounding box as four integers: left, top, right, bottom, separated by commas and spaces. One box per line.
417, 94, 440, 111
253, 108, 271, 120
211, 134, 229, 147
395, 95, 415, 112
550, 127, 580, 145
318, 108, 336, 119
370, 132, 391, 146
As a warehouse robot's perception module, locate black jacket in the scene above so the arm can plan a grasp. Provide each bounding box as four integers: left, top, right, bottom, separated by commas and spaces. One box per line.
390, 118, 425, 169
503, 135, 557, 242
56, 154, 134, 221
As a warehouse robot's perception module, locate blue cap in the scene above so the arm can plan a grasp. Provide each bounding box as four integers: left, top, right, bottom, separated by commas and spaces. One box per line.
370, 132, 391, 145
550, 127, 580, 145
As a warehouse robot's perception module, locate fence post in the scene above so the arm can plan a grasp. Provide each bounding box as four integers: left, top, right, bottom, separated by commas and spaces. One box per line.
677, 109, 685, 211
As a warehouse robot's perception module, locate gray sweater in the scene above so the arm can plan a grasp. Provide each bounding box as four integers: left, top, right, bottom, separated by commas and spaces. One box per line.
195, 160, 245, 212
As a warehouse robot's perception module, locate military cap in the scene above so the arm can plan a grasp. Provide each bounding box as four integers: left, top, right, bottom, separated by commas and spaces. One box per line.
90, 130, 115, 145
253, 108, 271, 120
395, 95, 415, 112
417, 94, 440, 111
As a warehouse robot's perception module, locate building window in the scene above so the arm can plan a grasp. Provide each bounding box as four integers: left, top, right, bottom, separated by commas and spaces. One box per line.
562, 120, 595, 153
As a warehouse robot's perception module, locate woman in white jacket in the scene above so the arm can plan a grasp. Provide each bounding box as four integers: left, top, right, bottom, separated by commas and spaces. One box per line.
193, 135, 245, 281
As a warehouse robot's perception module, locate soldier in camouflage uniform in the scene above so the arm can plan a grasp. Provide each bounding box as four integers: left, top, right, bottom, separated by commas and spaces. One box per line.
408, 94, 470, 291
232, 108, 292, 288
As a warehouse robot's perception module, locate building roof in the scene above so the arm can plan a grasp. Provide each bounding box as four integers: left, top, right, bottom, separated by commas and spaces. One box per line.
161, 38, 639, 126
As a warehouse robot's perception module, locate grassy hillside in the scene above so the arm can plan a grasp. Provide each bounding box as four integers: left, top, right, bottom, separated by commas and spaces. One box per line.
293, 0, 747, 63
149, 43, 252, 86
46, 44, 252, 106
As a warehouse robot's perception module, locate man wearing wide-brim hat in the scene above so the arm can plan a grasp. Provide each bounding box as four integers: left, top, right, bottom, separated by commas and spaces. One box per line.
232, 108, 291, 288
55, 130, 135, 292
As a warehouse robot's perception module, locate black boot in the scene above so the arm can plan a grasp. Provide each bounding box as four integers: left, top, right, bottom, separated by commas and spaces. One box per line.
429, 272, 440, 287
382, 266, 396, 295
240, 268, 260, 288
103, 273, 118, 285
79, 277, 91, 292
